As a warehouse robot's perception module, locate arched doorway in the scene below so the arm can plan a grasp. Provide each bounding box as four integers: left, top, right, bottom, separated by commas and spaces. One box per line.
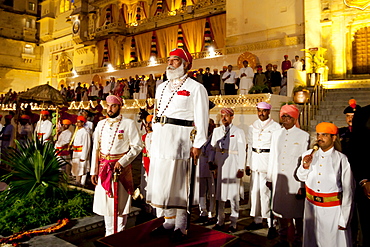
352, 26, 370, 74
237, 51, 259, 70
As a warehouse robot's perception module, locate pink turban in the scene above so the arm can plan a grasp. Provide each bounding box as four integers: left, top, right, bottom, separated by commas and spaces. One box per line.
221, 108, 234, 116
280, 104, 299, 119
257, 102, 271, 110
169, 48, 193, 69
106, 95, 123, 105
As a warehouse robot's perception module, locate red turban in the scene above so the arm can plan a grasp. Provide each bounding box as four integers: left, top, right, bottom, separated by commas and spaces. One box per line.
77, 116, 87, 123
106, 95, 123, 105
316, 122, 338, 135
20, 115, 31, 120
169, 48, 193, 69
284, 55, 289, 58
5, 115, 12, 120
41, 110, 49, 115
221, 108, 234, 116
62, 119, 72, 125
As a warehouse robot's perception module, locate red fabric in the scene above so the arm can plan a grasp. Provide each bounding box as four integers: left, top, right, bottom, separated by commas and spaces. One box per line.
106, 95, 123, 105
221, 107, 234, 116
142, 134, 150, 175
40, 110, 49, 115
177, 90, 190, 96
77, 116, 87, 123
169, 48, 193, 65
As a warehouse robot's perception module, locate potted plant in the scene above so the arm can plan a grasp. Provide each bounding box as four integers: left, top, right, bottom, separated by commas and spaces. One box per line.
293, 85, 310, 104
301, 47, 328, 86
248, 84, 270, 94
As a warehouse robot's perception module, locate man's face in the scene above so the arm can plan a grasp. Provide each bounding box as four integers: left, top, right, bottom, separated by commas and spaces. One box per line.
316, 132, 336, 152
281, 114, 295, 129
273, 65, 277, 71
257, 108, 270, 121
167, 56, 183, 69
227, 65, 232, 72
76, 120, 84, 128
295, 56, 299, 61
346, 113, 354, 126
62, 124, 70, 130
107, 103, 120, 118
213, 69, 218, 75
243, 61, 248, 67
221, 113, 233, 127
41, 114, 48, 121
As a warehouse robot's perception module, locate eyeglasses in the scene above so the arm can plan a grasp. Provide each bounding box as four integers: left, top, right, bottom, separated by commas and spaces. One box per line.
281, 115, 293, 119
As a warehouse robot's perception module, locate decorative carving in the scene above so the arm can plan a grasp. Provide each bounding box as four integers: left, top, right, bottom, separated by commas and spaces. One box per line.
344, 0, 370, 10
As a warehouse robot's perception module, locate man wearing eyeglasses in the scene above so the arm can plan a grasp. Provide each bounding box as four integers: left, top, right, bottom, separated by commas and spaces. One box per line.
266, 104, 309, 246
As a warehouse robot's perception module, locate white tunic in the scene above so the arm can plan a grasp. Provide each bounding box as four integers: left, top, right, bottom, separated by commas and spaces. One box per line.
71, 127, 91, 176
296, 147, 354, 247
91, 115, 142, 216
239, 67, 254, 92
35, 120, 52, 142
55, 129, 72, 148
267, 126, 309, 218
209, 124, 246, 201
147, 77, 209, 209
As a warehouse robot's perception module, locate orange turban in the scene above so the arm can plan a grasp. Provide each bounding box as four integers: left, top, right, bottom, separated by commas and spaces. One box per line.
62, 119, 72, 125
77, 116, 87, 123
20, 115, 31, 120
146, 115, 153, 123
41, 110, 49, 115
280, 104, 299, 119
316, 122, 338, 135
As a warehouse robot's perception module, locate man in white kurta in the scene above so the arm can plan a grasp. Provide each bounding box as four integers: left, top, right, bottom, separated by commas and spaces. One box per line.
297, 122, 354, 247
239, 60, 254, 95
90, 95, 142, 236
267, 104, 309, 246
246, 102, 281, 233
55, 119, 73, 177
209, 108, 246, 232
71, 116, 91, 186
147, 48, 209, 240
222, 65, 238, 95
35, 110, 53, 142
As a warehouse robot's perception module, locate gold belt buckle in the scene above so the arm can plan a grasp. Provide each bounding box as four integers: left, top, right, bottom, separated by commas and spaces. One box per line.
256, 148, 260, 154
106, 154, 110, 160
314, 196, 323, 203
221, 148, 225, 154
160, 115, 167, 126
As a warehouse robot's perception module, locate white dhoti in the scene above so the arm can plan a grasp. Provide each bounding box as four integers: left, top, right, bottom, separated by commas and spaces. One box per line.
250, 171, 271, 225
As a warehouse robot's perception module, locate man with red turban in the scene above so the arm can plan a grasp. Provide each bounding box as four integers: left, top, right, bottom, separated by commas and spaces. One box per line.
35, 110, 53, 142
18, 115, 33, 145
71, 116, 91, 187
147, 48, 209, 241
297, 122, 354, 247
266, 104, 309, 246
55, 119, 73, 178
90, 95, 142, 236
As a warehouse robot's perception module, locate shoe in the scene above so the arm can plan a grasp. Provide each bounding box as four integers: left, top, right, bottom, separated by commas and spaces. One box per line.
227, 226, 237, 233
267, 227, 278, 239
194, 216, 208, 223
212, 224, 225, 231
150, 225, 174, 236
245, 222, 263, 230
170, 229, 187, 242
203, 217, 217, 226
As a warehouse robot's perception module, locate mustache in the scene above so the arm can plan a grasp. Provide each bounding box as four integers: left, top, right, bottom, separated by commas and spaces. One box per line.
167, 65, 176, 70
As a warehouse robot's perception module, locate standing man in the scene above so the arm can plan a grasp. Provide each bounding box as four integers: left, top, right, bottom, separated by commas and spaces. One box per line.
222, 65, 238, 95
209, 108, 246, 232
292, 56, 303, 71
18, 115, 33, 145
281, 55, 291, 73
55, 119, 73, 178
339, 99, 360, 159
35, 110, 53, 142
267, 104, 309, 246
71, 116, 91, 187
1, 115, 14, 150
297, 122, 354, 247
270, 65, 282, 95
202, 67, 213, 96
239, 60, 254, 95
147, 48, 209, 241
90, 95, 142, 236
245, 102, 281, 236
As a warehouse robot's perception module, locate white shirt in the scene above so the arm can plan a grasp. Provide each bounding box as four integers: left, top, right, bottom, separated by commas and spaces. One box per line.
222, 71, 238, 84
35, 119, 53, 142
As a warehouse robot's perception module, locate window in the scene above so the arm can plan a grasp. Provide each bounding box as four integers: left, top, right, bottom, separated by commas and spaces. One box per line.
29, 2, 36, 11
60, 0, 70, 13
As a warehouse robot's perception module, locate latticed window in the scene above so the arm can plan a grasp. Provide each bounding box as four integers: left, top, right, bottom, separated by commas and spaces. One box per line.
352, 26, 370, 74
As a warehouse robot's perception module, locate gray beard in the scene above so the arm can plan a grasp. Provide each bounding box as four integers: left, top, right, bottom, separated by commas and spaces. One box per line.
166, 63, 185, 80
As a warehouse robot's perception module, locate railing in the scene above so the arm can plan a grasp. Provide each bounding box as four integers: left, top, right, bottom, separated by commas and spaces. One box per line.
299, 81, 326, 131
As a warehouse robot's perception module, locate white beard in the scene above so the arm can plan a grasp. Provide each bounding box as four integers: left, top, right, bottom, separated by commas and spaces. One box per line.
166, 63, 185, 80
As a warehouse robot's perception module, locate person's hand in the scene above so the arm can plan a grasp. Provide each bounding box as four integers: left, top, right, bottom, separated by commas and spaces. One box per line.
241, 73, 246, 77
266, 181, 272, 190
91, 175, 98, 186
236, 170, 244, 178
302, 155, 313, 169
338, 225, 347, 230
191, 147, 201, 164
114, 161, 122, 172
362, 181, 370, 199
245, 166, 251, 176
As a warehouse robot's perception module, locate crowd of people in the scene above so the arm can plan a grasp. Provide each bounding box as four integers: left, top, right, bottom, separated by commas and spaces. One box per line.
1, 49, 367, 247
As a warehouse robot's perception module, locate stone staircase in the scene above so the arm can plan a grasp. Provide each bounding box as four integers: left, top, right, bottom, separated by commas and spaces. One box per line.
310, 88, 370, 132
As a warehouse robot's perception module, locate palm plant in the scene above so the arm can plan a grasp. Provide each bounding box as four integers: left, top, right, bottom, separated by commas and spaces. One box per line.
1, 137, 68, 202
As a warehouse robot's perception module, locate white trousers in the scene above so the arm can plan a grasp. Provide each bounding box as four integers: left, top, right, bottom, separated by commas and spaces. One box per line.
104, 215, 127, 236
162, 208, 187, 234
250, 171, 271, 222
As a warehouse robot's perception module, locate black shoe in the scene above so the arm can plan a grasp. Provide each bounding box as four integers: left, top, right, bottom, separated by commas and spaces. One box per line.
194, 216, 208, 223
245, 222, 263, 230
170, 229, 187, 242
203, 217, 217, 226
150, 225, 174, 236
227, 226, 237, 233
267, 227, 278, 239
212, 224, 225, 231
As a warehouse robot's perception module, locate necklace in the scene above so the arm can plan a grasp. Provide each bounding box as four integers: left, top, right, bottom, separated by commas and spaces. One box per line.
157, 76, 187, 117
99, 115, 123, 154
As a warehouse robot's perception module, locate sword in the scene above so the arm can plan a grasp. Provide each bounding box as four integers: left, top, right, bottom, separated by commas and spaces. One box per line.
187, 128, 197, 230
113, 169, 120, 234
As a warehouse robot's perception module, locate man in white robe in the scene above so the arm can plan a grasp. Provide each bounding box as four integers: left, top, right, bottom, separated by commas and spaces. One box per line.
239, 60, 254, 95
297, 122, 354, 247
71, 116, 91, 186
267, 104, 309, 246
35, 110, 52, 142
245, 102, 281, 237
90, 95, 142, 236
55, 119, 73, 177
147, 48, 209, 241
209, 108, 246, 232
